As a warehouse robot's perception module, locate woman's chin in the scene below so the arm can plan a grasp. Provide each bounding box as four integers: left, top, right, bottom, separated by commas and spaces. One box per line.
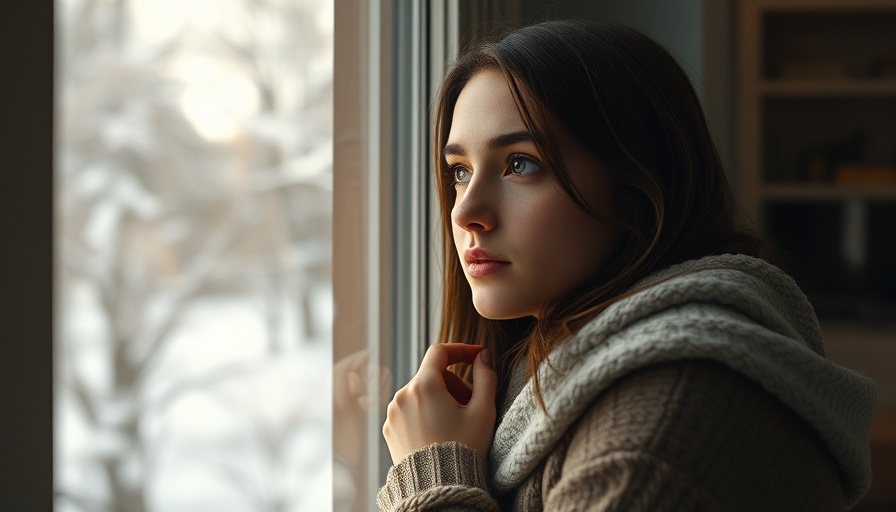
472, 295, 532, 321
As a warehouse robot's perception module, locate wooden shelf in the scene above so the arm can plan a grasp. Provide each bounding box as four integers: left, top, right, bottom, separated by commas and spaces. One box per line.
760, 79, 896, 97
761, 184, 896, 201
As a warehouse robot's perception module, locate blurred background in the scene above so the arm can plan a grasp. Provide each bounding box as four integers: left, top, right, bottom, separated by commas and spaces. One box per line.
54, 0, 333, 510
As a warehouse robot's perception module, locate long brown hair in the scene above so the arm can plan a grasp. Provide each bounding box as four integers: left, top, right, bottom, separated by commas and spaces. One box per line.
434, 21, 761, 407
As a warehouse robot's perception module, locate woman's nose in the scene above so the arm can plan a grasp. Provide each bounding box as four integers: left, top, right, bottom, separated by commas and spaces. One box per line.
451, 179, 498, 233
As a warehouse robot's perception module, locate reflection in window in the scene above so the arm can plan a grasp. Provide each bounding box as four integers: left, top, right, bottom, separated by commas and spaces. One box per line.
55, 0, 333, 510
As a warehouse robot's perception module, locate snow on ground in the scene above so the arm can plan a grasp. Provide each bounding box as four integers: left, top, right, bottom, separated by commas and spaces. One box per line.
58, 293, 333, 512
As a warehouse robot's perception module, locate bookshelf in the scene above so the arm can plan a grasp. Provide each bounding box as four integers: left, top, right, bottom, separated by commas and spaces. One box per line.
737, 1, 896, 506
737, 0, 896, 323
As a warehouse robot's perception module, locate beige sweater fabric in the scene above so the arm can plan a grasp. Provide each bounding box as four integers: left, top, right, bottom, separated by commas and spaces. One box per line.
377, 255, 877, 511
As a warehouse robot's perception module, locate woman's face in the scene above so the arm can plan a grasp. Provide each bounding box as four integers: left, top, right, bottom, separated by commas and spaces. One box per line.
447, 69, 619, 320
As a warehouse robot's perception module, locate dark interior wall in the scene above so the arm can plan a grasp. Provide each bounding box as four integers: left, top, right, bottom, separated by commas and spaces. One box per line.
0, 1, 54, 510
517, 0, 704, 88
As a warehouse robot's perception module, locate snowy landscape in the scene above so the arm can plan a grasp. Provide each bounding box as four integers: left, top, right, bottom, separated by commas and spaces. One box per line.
55, 0, 334, 510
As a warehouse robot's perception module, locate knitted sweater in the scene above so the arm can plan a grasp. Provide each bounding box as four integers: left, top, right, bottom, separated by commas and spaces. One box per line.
377, 254, 877, 511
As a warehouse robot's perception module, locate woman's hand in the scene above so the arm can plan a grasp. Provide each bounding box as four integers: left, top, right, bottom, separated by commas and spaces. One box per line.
383, 343, 497, 465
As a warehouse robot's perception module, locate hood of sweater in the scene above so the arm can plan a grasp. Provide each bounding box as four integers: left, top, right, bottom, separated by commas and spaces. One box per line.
488, 254, 877, 506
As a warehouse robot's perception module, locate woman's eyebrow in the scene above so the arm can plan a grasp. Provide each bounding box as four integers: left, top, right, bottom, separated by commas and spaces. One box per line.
443, 131, 534, 158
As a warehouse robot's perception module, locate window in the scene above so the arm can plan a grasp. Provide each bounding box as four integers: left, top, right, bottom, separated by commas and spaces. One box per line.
55, 0, 333, 510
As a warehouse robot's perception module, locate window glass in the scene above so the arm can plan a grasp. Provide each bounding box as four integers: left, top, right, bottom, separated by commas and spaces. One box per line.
55, 0, 333, 510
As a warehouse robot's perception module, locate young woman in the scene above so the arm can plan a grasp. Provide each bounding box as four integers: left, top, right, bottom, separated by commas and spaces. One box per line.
379, 21, 876, 511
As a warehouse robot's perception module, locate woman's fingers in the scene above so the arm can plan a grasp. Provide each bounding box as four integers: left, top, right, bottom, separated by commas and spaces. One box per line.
467, 350, 498, 410
420, 343, 483, 372
420, 343, 496, 407
383, 343, 498, 464
443, 369, 473, 405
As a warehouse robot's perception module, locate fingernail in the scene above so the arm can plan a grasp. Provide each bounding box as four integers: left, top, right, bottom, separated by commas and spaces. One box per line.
480, 349, 491, 366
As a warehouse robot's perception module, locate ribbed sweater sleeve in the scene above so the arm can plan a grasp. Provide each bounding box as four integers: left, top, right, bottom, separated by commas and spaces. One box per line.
376, 442, 500, 512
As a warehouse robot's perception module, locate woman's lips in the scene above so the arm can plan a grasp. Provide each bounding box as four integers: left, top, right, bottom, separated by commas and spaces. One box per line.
464, 248, 510, 277
467, 260, 510, 277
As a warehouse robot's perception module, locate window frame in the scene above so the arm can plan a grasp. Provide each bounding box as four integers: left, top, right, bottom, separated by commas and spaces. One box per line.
333, 1, 459, 508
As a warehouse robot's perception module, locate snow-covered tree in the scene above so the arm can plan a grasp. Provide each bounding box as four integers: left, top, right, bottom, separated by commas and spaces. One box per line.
56, 0, 333, 510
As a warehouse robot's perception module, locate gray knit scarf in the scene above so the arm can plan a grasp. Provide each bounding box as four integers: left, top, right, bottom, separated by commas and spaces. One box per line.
489, 254, 877, 506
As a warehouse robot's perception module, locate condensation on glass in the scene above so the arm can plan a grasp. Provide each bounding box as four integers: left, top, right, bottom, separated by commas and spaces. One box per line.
54, 0, 333, 510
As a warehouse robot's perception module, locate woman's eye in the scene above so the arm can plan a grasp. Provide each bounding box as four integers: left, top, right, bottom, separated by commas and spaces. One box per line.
508, 156, 542, 177
453, 166, 472, 184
